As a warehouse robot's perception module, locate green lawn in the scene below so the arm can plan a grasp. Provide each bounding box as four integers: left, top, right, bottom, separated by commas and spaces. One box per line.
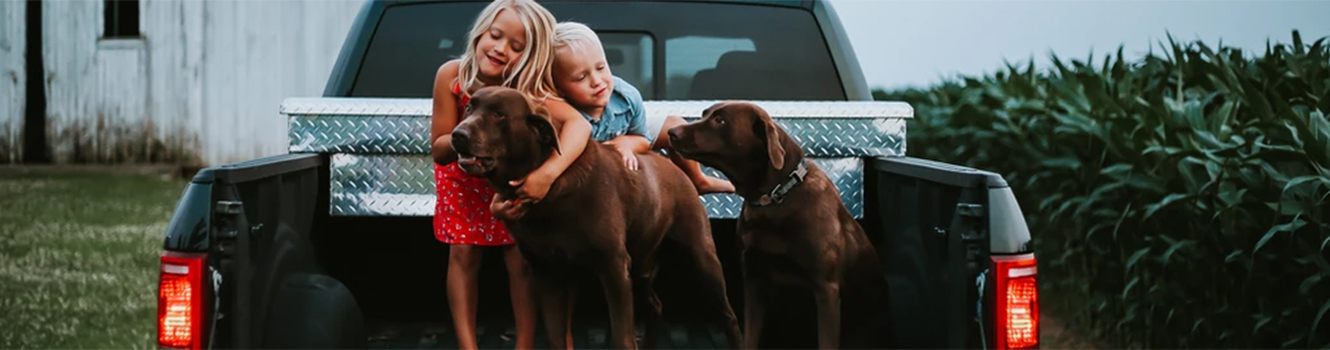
0, 167, 188, 349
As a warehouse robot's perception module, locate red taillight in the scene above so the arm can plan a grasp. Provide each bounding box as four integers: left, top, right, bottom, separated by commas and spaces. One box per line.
158, 251, 208, 349
994, 254, 1039, 349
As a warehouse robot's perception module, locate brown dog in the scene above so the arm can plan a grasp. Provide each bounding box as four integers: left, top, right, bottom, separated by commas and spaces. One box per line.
449, 86, 742, 350
666, 101, 890, 349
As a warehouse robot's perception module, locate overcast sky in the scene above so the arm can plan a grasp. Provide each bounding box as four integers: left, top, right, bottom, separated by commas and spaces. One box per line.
828, 0, 1330, 91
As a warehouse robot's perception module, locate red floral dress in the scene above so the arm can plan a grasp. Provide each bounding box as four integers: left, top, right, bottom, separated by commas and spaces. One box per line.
434, 82, 514, 246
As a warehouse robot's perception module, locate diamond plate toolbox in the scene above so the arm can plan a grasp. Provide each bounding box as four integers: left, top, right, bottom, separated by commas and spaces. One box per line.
281, 97, 913, 217
330, 154, 865, 218
285, 98, 911, 157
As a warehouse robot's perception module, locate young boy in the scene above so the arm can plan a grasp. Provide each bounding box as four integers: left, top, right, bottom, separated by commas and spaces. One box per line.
551, 21, 734, 194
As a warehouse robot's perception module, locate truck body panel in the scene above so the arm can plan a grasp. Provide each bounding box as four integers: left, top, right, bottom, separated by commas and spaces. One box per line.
156, 1, 1038, 348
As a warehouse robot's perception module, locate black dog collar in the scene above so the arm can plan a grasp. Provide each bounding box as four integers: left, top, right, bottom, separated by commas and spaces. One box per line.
751, 160, 809, 207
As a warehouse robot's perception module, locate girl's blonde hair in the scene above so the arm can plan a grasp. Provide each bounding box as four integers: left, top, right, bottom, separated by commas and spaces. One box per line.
553, 21, 602, 59
456, 0, 558, 101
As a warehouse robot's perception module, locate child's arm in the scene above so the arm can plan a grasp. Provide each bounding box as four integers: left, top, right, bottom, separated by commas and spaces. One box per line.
430, 61, 462, 166
604, 135, 650, 153
605, 82, 653, 166
508, 98, 592, 202
603, 134, 650, 171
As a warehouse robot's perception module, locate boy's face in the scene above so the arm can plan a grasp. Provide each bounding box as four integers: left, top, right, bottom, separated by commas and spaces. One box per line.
553, 41, 613, 110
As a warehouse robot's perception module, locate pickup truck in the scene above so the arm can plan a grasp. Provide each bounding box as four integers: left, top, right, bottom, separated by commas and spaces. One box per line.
154, 0, 1039, 349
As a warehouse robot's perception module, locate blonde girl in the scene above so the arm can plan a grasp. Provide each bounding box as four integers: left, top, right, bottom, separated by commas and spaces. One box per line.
428, 0, 591, 349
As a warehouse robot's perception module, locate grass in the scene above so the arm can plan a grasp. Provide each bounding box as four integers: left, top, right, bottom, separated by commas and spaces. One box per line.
0, 167, 189, 349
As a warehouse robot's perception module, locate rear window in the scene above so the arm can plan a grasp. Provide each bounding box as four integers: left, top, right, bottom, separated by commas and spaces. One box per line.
351, 1, 844, 100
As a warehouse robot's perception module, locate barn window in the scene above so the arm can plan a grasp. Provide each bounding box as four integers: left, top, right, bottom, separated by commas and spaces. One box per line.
103, 0, 140, 38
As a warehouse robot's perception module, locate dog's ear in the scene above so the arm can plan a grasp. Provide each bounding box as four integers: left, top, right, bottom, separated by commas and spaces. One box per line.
701, 102, 722, 119
527, 104, 562, 155
756, 106, 785, 170
701, 101, 731, 119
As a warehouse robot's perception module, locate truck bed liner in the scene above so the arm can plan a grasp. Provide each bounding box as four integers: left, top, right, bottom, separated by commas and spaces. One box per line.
366, 322, 733, 349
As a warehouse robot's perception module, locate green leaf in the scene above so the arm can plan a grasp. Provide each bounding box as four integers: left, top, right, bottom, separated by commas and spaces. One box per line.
1254, 215, 1306, 254
1127, 247, 1152, 270
1121, 277, 1141, 299
1218, 188, 1248, 208
1253, 316, 1273, 336
1038, 193, 1066, 212
1319, 87, 1330, 115
1225, 250, 1245, 263
1040, 157, 1081, 170
1206, 160, 1223, 180
1123, 174, 1167, 194
1144, 193, 1195, 220
1312, 299, 1330, 346
1079, 183, 1126, 216
1100, 164, 1134, 178
1284, 336, 1307, 349
1293, 29, 1305, 54
1300, 274, 1322, 295
1162, 240, 1193, 263
1284, 175, 1330, 195
1283, 121, 1306, 148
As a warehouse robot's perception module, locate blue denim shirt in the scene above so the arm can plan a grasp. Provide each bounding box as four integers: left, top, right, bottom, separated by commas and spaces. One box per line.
582, 76, 651, 143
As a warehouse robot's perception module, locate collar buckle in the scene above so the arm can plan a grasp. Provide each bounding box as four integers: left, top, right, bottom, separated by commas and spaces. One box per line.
750, 160, 809, 207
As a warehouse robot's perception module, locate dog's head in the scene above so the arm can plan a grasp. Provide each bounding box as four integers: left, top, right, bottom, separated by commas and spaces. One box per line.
450, 86, 561, 182
667, 101, 794, 172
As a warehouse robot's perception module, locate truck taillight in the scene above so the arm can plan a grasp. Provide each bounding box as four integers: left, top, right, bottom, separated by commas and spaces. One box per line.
993, 254, 1038, 349
158, 251, 208, 350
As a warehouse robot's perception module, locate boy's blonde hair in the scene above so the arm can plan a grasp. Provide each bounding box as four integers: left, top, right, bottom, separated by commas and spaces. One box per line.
456, 0, 558, 101
553, 21, 603, 58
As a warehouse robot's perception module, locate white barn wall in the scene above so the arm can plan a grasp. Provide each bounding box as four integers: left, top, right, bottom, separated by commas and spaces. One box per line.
142, 0, 206, 165
197, 0, 366, 165
0, 0, 24, 163
10, 0, 366, 165
43, 0, 116, 163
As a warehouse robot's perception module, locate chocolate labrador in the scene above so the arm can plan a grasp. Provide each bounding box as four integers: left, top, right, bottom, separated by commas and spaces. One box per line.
449, 86, 742, 350
666, 101, 891, 349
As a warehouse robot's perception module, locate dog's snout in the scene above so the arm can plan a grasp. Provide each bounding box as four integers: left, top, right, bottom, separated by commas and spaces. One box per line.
453, 127, 470, 141
667, 126, 684, 141
451, 127, 472, 154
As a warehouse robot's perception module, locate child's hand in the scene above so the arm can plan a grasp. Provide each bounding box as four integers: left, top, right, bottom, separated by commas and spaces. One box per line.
490, 194, 531, 221
616, 144, 639, 171
508, 171, 554, 203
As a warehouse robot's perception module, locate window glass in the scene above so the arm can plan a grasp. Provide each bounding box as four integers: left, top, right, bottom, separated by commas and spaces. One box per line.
598, 33, 654, 98
351, 2, 844, 101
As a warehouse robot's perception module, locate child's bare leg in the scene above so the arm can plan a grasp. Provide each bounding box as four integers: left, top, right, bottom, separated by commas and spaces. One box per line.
653, 116, 734, 194
502, 245, 538, 349
447, 245, 482, 350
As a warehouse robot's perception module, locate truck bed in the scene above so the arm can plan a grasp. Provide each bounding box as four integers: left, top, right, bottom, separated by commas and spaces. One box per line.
366, 322, 733, 349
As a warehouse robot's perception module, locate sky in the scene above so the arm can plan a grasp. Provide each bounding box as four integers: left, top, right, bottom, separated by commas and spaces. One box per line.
828, 0, 1330, 91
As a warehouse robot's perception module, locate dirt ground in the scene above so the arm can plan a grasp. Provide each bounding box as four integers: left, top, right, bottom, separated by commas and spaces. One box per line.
1040, 311, 1109, 349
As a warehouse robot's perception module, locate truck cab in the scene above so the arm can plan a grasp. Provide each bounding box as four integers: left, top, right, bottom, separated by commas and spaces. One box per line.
156, 1, 1039, 349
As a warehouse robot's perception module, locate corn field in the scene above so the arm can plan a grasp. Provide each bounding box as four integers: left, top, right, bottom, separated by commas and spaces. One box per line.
877, 31, 1330, 349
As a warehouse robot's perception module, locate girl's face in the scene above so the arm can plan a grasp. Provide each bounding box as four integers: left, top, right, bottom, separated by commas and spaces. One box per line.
476, 8, 527, 83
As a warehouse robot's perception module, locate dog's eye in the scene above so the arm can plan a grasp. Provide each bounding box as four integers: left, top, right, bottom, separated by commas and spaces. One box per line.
714, 117, 726, 125
464, 103, 473, 114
